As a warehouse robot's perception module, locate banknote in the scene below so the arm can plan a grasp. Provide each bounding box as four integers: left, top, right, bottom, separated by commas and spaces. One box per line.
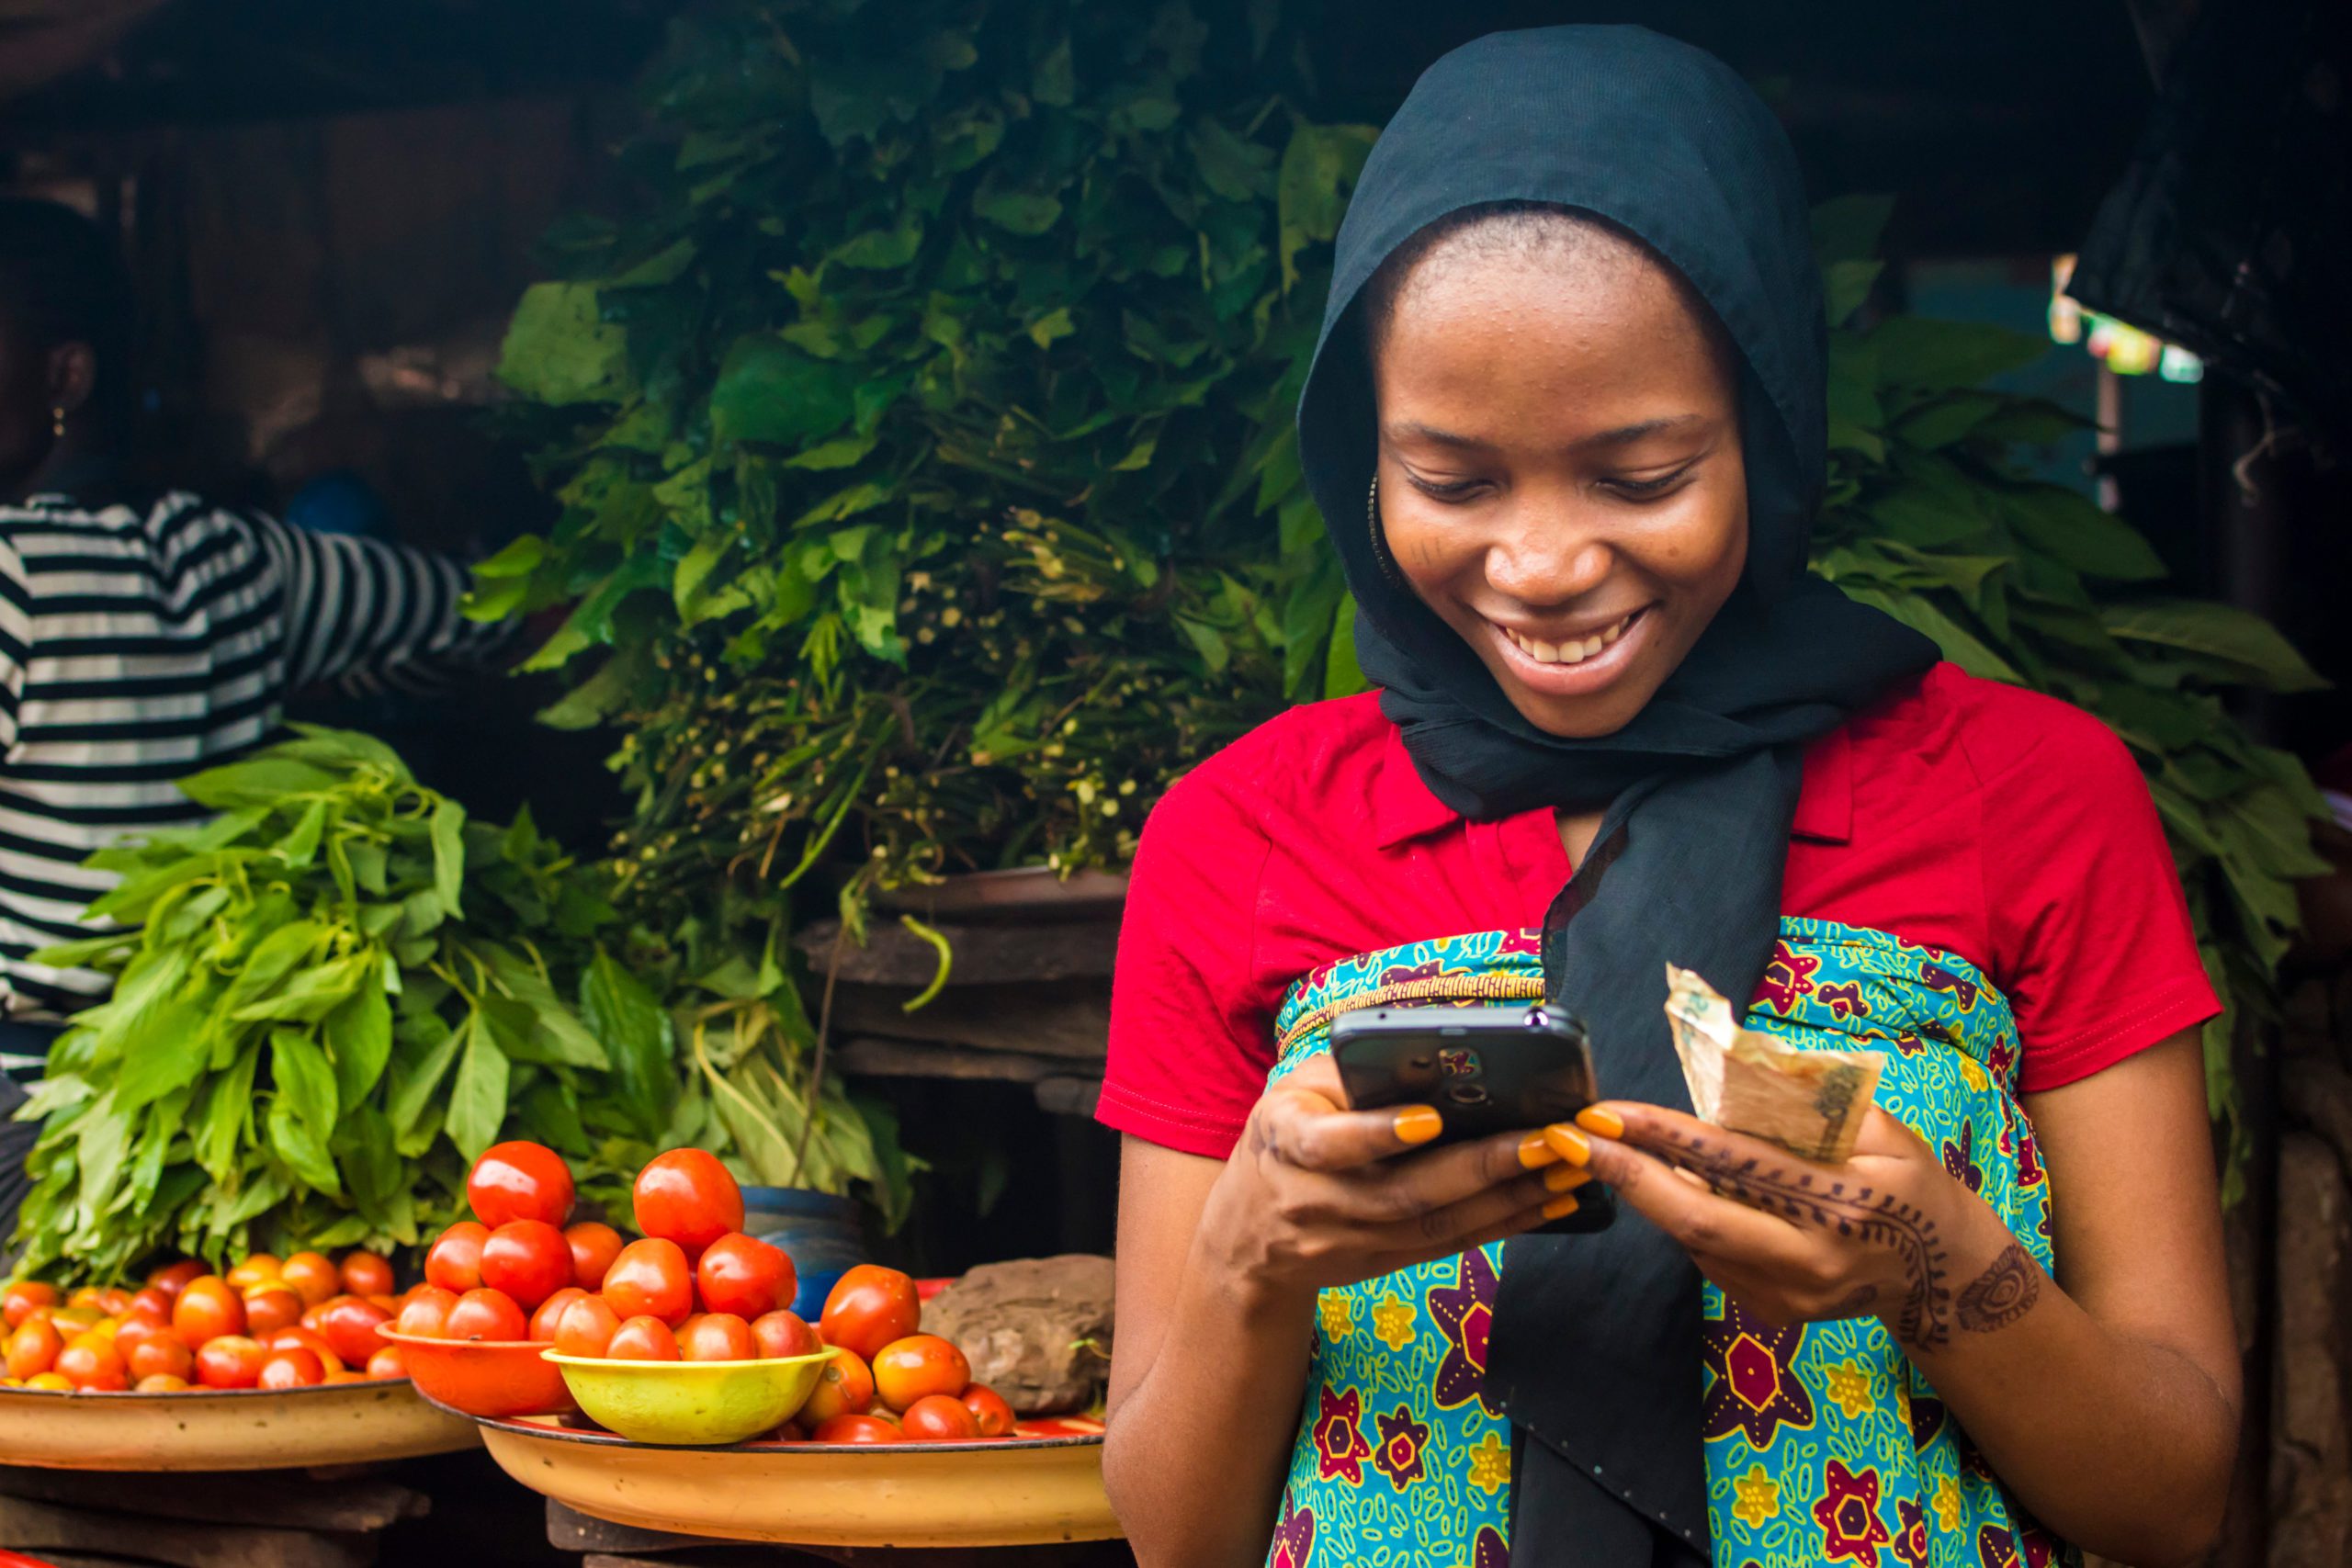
1662, 964, 1884, 1164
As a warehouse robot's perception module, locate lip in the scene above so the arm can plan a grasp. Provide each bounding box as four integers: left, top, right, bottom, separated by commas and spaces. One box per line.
1484, 606, 1655, 696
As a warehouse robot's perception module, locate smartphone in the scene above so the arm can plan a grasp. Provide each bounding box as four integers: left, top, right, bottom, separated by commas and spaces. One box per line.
1330, 1003, 1612, 1235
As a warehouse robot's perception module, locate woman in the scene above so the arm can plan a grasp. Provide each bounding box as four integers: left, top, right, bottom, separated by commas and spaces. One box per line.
1096, 27, 2238, 1568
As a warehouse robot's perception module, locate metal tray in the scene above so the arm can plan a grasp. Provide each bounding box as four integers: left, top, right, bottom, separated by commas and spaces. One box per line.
0, 1379, 481, 1472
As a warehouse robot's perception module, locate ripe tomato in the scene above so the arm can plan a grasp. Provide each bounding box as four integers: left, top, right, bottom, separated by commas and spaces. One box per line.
258, 1347, 325, 1389
319, 1298, 392, 1366
551, 1295, 621, 1358
444, 1288, 527, 1342
528, 1287, 590, 1343
749, 1310, 821, 1360
5, 1319, 62, 1379
278, 1252, 341, 1307
145, 1260, 205, 1299
563, 1222, 624, 1291
265, 1326, 345, 1372
820, 1266, 922, 1362
600, 1237, 693, 1325
393, 1284, 459, 1338
631, 1149, 742, 1258
870, 1334, 971, 1413
811, 1413, 902, 1445
960, 1382, 1015, 1438
679, 1313, 756, 1362
606, 1315, 680, 1362
900, 1393, 981, 1441
126, 1332, 193, 1383
424, 1222, 489, 1292
95, 1288, 133, 1317
224, 1253, 281, 1292
794, 1346, 876, 1426
695, 1233, 795, 1321
171, 1278, 246, 1348
480, 1220, 572, 1309
365, 1345, 407, 1380
467, 1140, 575, 1229
243, 1284, 305, 1336
136, 1373, 192, 1393
339, 1251, 395, 1298
23, 1371, 72, 1391
55, 1339, 127, 1391
3, 1281, 57, 1327
124, 1287, 173, 1326
65, 1286, 107, 1312
195, 1336, 266, 1389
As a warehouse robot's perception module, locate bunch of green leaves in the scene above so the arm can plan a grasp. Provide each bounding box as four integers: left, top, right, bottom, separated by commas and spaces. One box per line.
1801, 197, 2327, 1195
482, 0, 1369, 906
7, 729, 657, 1282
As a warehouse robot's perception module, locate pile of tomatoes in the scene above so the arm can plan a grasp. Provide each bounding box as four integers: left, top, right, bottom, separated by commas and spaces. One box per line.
788, 1263, 1015, 1445
2, 1250, 412, 1393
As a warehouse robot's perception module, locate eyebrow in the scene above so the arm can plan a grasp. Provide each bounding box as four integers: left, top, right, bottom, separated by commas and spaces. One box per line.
1387, 414, 1707, 452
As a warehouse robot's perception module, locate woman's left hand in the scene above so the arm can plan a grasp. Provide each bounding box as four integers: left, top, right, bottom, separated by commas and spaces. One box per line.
1563, 1101, 2012, 1352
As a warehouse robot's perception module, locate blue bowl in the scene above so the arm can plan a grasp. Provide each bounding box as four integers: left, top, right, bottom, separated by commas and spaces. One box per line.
740, 1186, 866, 1319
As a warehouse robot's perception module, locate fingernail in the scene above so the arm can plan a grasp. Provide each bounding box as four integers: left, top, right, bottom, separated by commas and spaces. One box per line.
1543, 1164, 1592, 1194
1394, 1107, 1443, 1145
1576, 1106, 1625, 1139
1542, 1193, 1581, 1221
1517, 1132, 1560, 1169
1543, 1124, 1591, 1166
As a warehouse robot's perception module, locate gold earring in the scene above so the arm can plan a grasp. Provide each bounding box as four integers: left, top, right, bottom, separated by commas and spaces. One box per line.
50, 406, 66, 437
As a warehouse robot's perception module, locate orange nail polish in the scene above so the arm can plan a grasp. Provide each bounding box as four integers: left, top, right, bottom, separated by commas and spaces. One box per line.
1576, 1105, 1625, 1139
1518, 1132, 1560, 1169
1394, 1107, 1443, 1145
1541, 1193, 1580, 1221
1543, 1124, 1591, 1166
1543, 1164, 1591, 1194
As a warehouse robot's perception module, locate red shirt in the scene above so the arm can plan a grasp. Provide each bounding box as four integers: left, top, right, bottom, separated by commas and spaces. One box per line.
1097, 663, 2220, 1161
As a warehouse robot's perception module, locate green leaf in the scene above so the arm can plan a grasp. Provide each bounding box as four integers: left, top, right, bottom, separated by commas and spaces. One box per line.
446, 1015, 512, 1162
1868, 316, 2047, 390
710, 337, 856, 448
1025, 307, 1075, 350
1821, 259, 1882, 329
785, 432, 881, 471
582, 950, 675, 1141
1997, 485, 2167, 582
429, 797, 467, 920
2101, 600, 2328, 692
386, 1020, 463, 1153
498, 282, 635, 406
1811, 194, 1895, 267
832, 220, 924, 270
1277, 123, 1374, 291
325, 987, 394, 1111
972, 179, 1063, 236
270, 1028, 340, 1136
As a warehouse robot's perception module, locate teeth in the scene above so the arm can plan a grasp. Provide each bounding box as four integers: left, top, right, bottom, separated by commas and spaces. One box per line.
1503, 613, 1637, 665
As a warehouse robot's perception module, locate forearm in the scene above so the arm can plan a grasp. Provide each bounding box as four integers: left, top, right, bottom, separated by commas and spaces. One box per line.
1105, 1237, 1313, 1567
1897, 1201, 2236, 1563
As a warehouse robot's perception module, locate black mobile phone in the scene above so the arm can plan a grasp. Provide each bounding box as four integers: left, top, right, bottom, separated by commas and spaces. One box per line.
1329, 1003, 1612, 1235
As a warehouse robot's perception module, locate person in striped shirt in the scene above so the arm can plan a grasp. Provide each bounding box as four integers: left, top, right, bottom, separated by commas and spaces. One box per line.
0, 198, 514, 1235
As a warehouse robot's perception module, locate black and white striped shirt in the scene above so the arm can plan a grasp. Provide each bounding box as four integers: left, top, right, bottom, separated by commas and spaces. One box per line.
0, 491, 511, 1049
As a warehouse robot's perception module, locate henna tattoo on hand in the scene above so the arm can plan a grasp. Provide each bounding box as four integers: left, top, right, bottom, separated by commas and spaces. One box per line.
1955, 1242, 2041, 1333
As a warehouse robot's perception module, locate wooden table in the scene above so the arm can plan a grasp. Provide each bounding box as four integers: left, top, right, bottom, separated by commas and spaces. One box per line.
547, 1502, 1136, 1568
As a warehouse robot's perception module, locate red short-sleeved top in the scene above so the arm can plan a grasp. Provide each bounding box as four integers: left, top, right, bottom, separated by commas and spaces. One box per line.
1097, 662, 2220, 1161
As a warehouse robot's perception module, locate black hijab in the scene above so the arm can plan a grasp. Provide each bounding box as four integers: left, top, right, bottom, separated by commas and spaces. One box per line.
1295, 26, 1937, 1563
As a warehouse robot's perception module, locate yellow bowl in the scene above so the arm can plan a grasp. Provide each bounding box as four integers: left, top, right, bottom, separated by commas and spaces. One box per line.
543, 1351, 830, 1446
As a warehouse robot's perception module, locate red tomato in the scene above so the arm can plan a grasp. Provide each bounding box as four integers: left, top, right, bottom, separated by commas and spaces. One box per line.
224, 1253, 280, 1291
424, 1222, 489, 1292
243, 1284, 305, 1336
94, 1287, 134, 1316
900, 1393, 982, 1441
319, 1298, 392, 1366
444, 1288, 527, 1343
749, 1310, 821, 1360
960, 1382, 1015, 1438
2, 1280, 57, 1328
393, 1284, 459, 1339
528, 1286, 590, 1343
125, 1332, 193, 1384
812, 1413, 902, 1444
820, 1266, 922, 1362
479, 1220, 573, 1309
552, 1295, 621, 1358
563, 1222, 624, 1291
678, 1313, 756, 1362
265, 1325, 345, 1373
600, 1237, 693, 1325
339, 1251, 395, 1298
631, 1149, 742, 1258
124, 1288, 173, 1325
466, 1141, 575, 1229
194, 1336, 266, 1389
695, 1233, 795, 1321
871, 1334, 971, 1413
171, 1278, 246, 1349
5, 1319, 62, 1379
258, 1347, 324, 1389
794, 1347, 875, 1426
606, 1315, 680, 1362
279, 1251, 341, 1307
136, 1373, 192, 1393
366, 1345, 407, 1380
144, 1260, 205, 1299
56, 1340, 127, 1392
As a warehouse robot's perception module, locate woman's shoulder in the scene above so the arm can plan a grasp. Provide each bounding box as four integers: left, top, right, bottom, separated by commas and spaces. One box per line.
1848, 661, 2143, 803
1153, 691, 1395, 829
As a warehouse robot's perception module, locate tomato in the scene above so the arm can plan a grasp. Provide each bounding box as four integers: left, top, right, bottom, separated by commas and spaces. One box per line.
224, 1253, 281, 1292
551, 1295, 621, 1358
339, 1251, 395, 1298
467, 1141, 575, 1229
5, 1319, 62, 1379
424, 1222, 489, 1293
279, 1252, 341, 1307
96, 1288, 133, 1317
192, 1333, 262, 1388
444, 1288, 527, 1343
631, 1149, 742, 1258
266, 1326, 345, 1373
126, 1332, 193, 1383
136, 1373, 192, 1393
563, 1222, 624, 1291
770, 1417, 808, 1442
24, 1371, 72, 1391
2, 1280, 56, 1328
900, 1393, 982, 1441
393, 1284, 459, 1338
679, 1313, 756, 1362
527, 1286, 589, 1343
749, 1310, 821, 1360
812, 1413, 902, 1444
243, 1284, 305, 1336
480, 1220, 573, 1309
960, 1382, 1015, 1438
319, 1298, 392, 1366
258, 1347, 325, 1389
65, 1286, 106, 1312
794, 1346, 875, 1426
365, 1345, 407, 1380
172, 1278, 246, 1349
124, 1287, 173, 1325
606, 1315, 680, 1362
145, 1260, 205, 1299
55, 1338, 125, 1391
820, 1266, 922, 1362
48, 1306, 101, 1336
600, 1237, 693, 1325
870, 1334, 971, 1412
695, 1233, 795, 1321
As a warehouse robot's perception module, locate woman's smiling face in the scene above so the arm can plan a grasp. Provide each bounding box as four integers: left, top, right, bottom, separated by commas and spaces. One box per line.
1371, 215, 1747, 739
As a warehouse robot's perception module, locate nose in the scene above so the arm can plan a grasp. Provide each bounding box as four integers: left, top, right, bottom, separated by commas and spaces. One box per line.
1484, 498, 1613, 606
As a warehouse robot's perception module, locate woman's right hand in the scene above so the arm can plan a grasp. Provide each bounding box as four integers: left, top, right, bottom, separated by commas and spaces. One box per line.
1195, 1054, 1578, 1308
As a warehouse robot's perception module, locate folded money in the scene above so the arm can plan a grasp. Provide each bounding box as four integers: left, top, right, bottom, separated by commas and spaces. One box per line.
1663, 964, 1884, 1164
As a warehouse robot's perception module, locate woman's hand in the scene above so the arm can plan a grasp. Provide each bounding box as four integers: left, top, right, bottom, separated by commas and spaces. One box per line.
1196, 1055, 1574, 1311
1562, 1101, 2025, 1350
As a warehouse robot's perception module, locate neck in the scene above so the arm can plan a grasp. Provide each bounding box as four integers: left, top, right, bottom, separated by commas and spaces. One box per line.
5, 431, 115, 506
